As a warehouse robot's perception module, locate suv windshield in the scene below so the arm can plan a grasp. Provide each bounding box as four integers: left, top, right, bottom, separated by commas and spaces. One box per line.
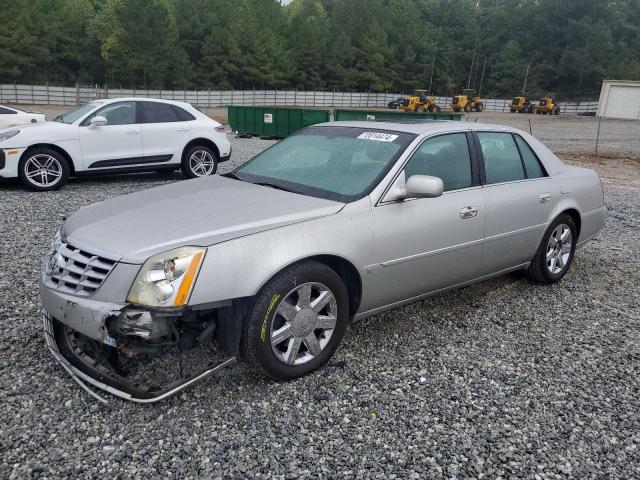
234, 126, 415, 202
54, 102, 102, 124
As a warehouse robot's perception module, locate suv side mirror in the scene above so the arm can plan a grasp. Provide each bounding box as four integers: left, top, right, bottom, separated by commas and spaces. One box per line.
90, 115, 107, 127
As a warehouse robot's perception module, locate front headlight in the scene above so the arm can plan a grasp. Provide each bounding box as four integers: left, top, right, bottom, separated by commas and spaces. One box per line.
0, 130, 20, 142
127, 246, 206, 308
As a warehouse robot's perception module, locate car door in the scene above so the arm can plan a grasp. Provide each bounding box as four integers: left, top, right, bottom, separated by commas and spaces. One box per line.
475, 131, 558, 274
139, 101, 192, 164
78, 101, 143, 169
368, 132, 486, 309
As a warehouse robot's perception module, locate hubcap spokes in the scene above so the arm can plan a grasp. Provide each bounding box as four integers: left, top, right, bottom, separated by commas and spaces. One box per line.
546, 224, 572, 274
189, 150, 214, 176
25, 155, 62, 187
270, 282, 337, 365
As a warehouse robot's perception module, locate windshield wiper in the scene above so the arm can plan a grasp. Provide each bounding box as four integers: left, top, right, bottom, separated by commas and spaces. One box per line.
223, 172, 241, 180
254, 181, 292, 193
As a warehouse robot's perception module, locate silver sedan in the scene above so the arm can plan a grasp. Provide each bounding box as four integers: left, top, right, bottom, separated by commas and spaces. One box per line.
40, 121, 606, 402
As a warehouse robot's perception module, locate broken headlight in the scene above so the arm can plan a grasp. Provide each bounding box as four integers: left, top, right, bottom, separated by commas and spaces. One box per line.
127, 246, 206, 308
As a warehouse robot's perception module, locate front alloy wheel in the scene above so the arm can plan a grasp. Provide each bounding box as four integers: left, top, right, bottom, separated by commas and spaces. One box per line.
270, 282, 337, 365
241, 261, 349, 380
18, 148, 69, 191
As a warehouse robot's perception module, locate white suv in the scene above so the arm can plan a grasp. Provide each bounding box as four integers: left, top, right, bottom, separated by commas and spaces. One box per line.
0, 98, 231, 191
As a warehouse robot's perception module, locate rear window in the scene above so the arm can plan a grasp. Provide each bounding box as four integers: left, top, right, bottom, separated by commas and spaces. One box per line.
141, 102, 195, 123
515, 135, 547, 178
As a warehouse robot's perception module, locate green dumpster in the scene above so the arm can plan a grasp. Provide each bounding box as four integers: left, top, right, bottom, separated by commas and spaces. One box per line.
228, 105, 331, 138
334, 109, 463, 122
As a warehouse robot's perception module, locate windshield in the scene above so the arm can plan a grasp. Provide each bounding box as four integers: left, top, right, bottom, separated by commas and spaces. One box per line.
54, 102, 102, 124
234, 126, 415, 202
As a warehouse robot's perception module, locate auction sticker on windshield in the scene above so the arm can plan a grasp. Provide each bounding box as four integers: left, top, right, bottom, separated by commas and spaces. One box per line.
357, 132, 399, 142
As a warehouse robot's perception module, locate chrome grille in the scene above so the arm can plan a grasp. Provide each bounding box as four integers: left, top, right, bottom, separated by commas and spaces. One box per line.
45, 238, 117, 297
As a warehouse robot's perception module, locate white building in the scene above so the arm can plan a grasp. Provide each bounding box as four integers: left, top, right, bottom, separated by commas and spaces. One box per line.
596, 80, 640, 120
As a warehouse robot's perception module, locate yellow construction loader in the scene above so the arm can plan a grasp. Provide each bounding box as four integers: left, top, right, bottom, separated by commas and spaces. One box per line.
510, 96, 535, 113
535, 97, 560, 115
450, 89, 484, 112
401, 89, 442, 113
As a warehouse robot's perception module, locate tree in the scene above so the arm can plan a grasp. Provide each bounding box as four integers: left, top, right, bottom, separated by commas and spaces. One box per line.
97, 0, 192, 87
488, 40, 527, 95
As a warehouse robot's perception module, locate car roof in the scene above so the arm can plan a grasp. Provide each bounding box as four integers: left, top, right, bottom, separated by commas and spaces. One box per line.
314, 120, 521, 135
88, 97, 193, 109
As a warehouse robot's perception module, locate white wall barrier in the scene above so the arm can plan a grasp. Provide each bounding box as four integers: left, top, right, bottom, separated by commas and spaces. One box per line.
0, 84, 599, 114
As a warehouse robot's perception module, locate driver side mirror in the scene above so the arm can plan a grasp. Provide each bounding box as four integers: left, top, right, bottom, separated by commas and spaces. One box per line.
90, 115, 107, 127
385, 174, 444, 201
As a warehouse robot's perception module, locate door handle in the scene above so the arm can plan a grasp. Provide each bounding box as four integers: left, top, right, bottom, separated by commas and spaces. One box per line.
176, 128, 189, 132
459, 206, 479, 219
539, 193, 552, 203
126, 130, 140, 135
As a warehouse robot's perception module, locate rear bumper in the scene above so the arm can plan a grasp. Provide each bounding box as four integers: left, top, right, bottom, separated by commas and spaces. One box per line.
219, 145, 232, 162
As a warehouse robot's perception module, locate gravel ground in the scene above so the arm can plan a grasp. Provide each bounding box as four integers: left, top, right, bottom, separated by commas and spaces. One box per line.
1, 136, 640, 478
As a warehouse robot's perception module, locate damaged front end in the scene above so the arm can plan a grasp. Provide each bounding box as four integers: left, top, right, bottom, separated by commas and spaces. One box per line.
40, 232, 247, 403
41, 287, 246, 403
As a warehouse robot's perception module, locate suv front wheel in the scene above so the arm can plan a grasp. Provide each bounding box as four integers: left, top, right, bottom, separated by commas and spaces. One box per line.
18, 147, 70, 191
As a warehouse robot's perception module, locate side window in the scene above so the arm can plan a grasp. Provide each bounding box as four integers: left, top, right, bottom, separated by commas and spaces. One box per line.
0, 107, 16, 114
514, 135, 546, 178
142, 102, 180, 123
172, 105, 195, 121
82, 101, 136, 126
477, 132, 525, 184
403, 133, 472, 191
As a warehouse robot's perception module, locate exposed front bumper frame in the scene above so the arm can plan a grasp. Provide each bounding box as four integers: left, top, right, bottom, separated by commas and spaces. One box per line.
43, 313, 236, 404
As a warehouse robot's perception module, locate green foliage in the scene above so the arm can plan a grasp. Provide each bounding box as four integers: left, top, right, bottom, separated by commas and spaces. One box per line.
0, 0, 638, 95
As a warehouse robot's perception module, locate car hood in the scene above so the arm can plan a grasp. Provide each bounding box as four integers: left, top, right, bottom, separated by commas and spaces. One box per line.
0, 121, 75, 142
64, 175, 345, 264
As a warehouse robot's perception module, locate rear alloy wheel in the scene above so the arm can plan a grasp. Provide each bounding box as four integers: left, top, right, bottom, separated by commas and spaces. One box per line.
526, 214, 577, 284
182, 145, 218, 178
241, 261, 349, 380
18, 148, 69, 191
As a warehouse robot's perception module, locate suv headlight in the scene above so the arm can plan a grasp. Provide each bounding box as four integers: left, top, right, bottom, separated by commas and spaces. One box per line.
0, 130, 19, 142
127, 247, 206, 308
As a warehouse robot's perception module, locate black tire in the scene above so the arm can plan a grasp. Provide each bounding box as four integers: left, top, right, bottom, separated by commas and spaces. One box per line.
475, 102, 484, 112
18, 147, 69, 191
526, 214, 577, 284
240, 261, 349, 380
181, 145, 218, 179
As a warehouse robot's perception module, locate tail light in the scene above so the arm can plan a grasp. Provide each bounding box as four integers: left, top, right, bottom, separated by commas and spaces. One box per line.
215, 126, 225, 133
